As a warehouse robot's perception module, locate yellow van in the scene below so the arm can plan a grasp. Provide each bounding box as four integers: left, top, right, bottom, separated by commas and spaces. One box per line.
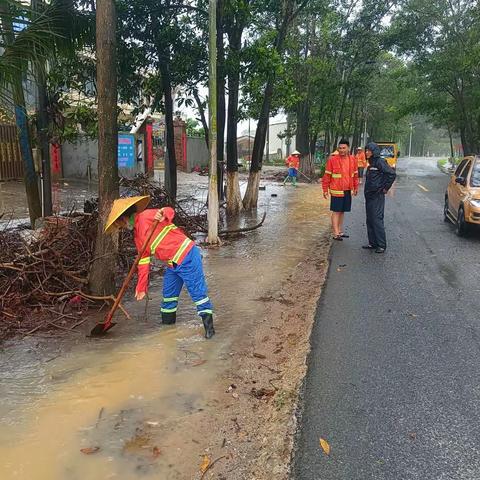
377, 142, 400, 169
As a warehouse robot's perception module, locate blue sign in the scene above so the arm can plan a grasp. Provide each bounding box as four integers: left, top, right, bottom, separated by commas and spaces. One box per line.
118, 134, 135, 168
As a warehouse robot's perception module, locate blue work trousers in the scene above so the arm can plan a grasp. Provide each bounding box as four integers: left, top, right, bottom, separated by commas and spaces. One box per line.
161, 246, 213, 316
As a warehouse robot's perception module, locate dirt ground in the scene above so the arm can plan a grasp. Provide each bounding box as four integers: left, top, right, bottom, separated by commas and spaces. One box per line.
187, 239, 331, 480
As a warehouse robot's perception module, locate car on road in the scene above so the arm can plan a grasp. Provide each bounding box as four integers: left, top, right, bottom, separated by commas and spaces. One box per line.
444, 156, 480, 236
377, 142, 400, 169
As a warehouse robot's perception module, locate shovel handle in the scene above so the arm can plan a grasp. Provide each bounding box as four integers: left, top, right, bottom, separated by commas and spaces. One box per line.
103, 218, 161, 329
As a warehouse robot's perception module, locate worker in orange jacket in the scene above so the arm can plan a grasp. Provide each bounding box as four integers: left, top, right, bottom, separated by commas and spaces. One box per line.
283, 150, 301, 187
356, 147, 367, 184
105, 196, 215, 339
322, 139, 359, 240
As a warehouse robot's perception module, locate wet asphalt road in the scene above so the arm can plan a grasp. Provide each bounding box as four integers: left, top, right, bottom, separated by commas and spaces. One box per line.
293, 157, 480, 480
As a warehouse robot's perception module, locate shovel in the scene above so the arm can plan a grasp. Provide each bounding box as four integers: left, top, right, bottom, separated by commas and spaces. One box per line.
90, 218, 160, 336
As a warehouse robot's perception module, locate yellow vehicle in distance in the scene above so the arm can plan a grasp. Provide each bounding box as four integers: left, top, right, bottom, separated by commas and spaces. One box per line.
377, 142, 400, 169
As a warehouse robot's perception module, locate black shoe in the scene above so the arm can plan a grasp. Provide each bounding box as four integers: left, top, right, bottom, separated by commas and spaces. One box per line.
201, 314, 215, 339
340, 233, 350, 238
362, 245, 375, 249
162, 312, 176, 325
375, 247, 386, 253
333, 235, 343, 241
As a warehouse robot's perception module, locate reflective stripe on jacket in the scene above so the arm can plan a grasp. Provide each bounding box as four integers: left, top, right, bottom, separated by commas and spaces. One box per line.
356, 152, 367, 168
285, 155, 300, 170
135, 207, 194, 294
322, 154, 359, 197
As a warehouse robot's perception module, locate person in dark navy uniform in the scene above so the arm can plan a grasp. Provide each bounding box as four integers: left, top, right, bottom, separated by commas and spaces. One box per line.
362, 142, 396, 253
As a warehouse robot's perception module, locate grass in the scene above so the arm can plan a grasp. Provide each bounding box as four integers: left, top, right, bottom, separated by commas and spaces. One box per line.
437, 157, 460, 173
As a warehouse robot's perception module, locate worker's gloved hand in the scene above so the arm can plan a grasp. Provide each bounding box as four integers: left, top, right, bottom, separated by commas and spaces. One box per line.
135, 291, 146, 301
154, 208, 165, 222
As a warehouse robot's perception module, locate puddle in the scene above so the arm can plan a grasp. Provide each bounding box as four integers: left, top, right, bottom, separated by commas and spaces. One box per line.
0, 182, 330, 479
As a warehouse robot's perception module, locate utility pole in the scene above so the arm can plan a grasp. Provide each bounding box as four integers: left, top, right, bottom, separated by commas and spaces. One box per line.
266, 116, 270, 163
408, 123, 413, 158
207, 0, 220, 244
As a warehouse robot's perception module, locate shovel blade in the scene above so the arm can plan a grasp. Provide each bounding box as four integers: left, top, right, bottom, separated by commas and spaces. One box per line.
89, 322, 117, 337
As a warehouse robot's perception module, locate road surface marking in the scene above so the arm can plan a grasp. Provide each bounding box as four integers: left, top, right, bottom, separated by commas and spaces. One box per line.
417, 184, 429, 192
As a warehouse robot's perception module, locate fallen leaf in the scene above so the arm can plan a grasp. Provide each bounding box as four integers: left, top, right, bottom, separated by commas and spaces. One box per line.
191, 359, 207, 367
152, 446, 161, 458
409, 432, 417, 440
80, 446, 100, 455
319, 438, 330, 455
253, 352, 267, 359
200, 455, 211, 473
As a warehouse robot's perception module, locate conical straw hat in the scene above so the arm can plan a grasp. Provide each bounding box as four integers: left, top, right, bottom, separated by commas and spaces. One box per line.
291, 150, 301, 155
104, 196, 151, 234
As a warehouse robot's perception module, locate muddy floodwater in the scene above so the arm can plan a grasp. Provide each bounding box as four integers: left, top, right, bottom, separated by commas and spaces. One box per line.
0, 182, 330, 479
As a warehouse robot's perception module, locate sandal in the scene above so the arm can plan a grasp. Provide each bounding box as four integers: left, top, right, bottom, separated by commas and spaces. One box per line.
340, 233, 350, 238
333, 235, 343, 241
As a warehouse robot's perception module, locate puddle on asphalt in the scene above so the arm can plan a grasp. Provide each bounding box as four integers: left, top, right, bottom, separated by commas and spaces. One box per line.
0, 183, 330, 479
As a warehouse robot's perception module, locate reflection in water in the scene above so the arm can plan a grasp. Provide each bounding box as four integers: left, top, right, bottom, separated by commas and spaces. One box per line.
0, 183, 330, 479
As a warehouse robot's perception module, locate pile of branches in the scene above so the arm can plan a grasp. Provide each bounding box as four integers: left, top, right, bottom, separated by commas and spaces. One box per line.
0, 214, 99, 337
119, 174, 208, 236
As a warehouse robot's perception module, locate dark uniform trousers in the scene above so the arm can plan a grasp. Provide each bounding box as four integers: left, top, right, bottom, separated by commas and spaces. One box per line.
366, 192, 386, 249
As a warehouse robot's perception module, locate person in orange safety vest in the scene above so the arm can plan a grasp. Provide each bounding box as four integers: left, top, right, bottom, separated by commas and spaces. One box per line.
356, 147, 367, 184
105, 196, 215, 339
322, 139, 359, 241
283, 150, 301, 187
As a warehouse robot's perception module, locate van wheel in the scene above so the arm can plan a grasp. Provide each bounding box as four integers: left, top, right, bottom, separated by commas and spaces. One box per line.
455, 206, 468, 237
443, 197, 450, 222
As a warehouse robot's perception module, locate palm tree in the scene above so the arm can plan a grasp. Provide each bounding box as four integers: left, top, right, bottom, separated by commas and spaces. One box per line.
0, 0, 91, 226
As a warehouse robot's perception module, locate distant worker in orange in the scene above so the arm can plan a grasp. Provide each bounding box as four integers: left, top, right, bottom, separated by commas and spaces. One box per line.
322, 139, 359, 241
356, 147, 367, 184
283, 150, 301, 187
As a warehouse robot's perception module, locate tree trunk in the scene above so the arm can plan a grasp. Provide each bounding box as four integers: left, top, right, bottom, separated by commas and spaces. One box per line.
14, 94, 42, 227
193, 89, 209, 149
0, 2, 42, 227
216, 0, 226, 200
296, 100, 314, 176
89, 0, 119, 296
159, 61, 177, 199
447, 123, 454, 158
207, 0, 220, 244
309, 133, 317, 157
32, 0, 52, 216
243, 0, 294, 210
225, 18, 244, 215
242, 77, 274, 210
36, 69, 52, 216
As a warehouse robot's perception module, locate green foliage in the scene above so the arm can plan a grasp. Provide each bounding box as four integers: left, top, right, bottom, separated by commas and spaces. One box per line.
185, 118, 204, 137
387, 0, 480, 153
